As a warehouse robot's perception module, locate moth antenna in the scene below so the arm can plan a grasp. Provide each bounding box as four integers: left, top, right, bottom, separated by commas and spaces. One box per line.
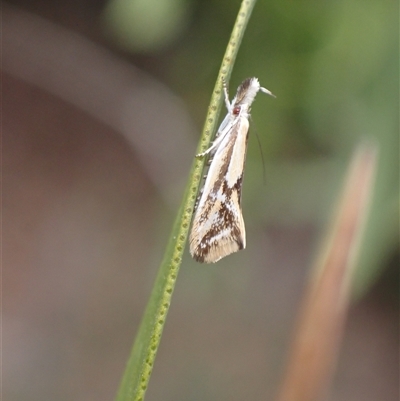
253, 126, 267, 186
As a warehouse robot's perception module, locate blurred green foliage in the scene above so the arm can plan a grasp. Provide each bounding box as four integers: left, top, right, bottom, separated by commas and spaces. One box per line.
103, 0, 191, 51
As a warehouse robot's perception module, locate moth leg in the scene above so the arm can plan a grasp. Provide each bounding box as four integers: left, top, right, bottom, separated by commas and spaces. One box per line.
196, 78, 232, 158
222, 78, 231, 111
196, 140, 220, 158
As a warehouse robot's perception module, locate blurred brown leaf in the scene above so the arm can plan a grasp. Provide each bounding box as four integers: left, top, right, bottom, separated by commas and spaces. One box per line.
276, 143, 378, 401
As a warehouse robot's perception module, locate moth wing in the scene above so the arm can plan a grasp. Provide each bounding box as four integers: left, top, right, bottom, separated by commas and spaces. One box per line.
189, 116, 249, 263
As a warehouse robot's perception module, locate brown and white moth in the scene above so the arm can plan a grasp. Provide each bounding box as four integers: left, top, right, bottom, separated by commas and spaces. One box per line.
189, 77, 274, 263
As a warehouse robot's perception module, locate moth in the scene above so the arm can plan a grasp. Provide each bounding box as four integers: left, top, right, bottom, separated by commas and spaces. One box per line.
189, 77, 274, 263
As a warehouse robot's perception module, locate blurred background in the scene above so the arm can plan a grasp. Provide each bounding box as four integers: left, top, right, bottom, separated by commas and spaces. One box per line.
3, 0, 398, 400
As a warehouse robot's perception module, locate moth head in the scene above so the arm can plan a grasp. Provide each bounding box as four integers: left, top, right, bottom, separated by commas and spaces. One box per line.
234, 77, 275, 111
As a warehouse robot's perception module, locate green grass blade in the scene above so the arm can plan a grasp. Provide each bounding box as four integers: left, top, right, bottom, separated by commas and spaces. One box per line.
115, 1, 260, 400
